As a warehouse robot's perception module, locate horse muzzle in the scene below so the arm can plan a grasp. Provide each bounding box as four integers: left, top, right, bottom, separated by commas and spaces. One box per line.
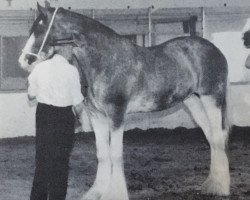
18, 52, 40, 72
18, 53, 31, 71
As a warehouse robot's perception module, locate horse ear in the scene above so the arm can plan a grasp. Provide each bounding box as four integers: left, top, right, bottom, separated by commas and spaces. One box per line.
37, 2, 48, 18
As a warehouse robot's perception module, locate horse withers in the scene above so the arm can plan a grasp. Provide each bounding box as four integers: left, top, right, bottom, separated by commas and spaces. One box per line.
19, 4, 231, 200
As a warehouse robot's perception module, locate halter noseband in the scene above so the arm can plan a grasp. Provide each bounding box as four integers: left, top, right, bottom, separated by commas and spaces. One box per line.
23, 7, 77, 59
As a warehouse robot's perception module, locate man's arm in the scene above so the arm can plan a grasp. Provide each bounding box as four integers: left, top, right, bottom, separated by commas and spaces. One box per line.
27, 68, 38, 101
27, 94, 36, 101
71, 67, 85, 115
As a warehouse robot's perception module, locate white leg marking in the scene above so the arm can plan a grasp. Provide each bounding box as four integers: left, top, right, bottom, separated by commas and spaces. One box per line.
82, 114, 111, 200
80, 105, 93, 132
200, 96, 230, 196
184, 95, 230, 196
101, 125, 129, 200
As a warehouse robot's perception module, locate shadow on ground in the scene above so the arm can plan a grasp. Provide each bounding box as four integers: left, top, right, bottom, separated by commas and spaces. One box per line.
0, 126, 249, 200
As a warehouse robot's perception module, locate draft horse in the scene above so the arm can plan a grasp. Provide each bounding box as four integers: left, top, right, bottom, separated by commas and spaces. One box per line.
19, 4, 231, 200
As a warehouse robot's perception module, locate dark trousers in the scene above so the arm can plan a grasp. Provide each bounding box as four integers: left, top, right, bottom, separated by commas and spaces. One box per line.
30, 103, 75, 200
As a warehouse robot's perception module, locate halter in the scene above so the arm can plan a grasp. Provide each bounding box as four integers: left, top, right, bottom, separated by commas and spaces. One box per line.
22, 7, 59, 58
38, 7, 59, 55
23, 7, 78, 60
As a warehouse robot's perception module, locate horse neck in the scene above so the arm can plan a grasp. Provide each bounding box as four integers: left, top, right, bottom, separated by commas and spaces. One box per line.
60, 10, 120, 49
63, 11, 118, 41
64, 13, 130, 84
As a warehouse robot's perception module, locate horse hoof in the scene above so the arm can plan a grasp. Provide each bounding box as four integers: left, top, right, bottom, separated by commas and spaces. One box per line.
100, 195, 129, 200
81, 191, 102, 200
100, 190, 129, 200
201, 177, 230, 196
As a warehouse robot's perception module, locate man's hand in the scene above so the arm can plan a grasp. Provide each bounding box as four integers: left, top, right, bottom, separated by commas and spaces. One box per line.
73, 101, 84, 119
27, 94, 36, 101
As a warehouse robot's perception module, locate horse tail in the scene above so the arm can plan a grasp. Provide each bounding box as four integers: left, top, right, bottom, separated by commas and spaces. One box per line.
222, 80, 232, 134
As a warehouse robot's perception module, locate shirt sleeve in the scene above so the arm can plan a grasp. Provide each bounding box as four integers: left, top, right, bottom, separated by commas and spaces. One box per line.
27, 67, 38, 97
71, 67, 84, 106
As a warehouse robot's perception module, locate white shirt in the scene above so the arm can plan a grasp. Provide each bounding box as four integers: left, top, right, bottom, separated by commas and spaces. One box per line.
28, 54, 84, 107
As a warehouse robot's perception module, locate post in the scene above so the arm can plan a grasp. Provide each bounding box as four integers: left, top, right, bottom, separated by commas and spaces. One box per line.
148, 6, 152, 47
91, 9, 95, 19
6, 0, 12, 7
189, 16, 197, 37
202, 7, 206, 38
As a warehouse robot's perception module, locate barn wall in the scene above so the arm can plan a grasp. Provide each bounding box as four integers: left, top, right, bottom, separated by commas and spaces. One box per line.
204, 7, 250, 82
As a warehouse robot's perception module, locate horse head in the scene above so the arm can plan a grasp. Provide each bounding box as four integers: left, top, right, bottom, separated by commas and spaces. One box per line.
18, 3, 77, 71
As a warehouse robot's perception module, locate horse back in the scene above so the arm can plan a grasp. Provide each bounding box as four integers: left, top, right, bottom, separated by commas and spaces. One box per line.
125, 37, 227, 112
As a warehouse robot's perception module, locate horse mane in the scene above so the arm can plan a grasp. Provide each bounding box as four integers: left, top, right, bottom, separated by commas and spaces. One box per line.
61, 8, 119, 36
29, 7, 119, 37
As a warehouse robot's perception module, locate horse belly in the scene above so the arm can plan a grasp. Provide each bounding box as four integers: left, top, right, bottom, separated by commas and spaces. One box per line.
127, 95, 156, 113
126, 86, 192, 114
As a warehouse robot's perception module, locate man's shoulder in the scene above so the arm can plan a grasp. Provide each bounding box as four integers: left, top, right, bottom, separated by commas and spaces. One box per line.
52, 54, 69, 63
35, 59, 51, 69
65, 65, 79, 78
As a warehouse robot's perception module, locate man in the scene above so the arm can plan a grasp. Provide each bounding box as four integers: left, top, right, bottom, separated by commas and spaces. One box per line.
28, 46, 84, 200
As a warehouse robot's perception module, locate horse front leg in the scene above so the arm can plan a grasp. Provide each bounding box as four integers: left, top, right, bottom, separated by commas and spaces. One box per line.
101, 124, 129, 200
82, 113, 111, 200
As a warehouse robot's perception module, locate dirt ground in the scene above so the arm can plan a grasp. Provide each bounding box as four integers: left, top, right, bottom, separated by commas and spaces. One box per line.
0, 126, 250, 200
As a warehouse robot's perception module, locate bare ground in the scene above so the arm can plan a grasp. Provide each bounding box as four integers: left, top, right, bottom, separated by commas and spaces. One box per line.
0, 126, 250, 200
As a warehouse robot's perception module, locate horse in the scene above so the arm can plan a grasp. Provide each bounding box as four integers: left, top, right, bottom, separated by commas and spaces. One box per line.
18, 4, 231, 200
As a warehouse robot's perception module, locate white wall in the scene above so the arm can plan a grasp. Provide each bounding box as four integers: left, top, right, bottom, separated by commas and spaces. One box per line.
212, 32, 250, 82
204, 10, 250, 82
1, 84, 250, 138
0, 93, 36, 138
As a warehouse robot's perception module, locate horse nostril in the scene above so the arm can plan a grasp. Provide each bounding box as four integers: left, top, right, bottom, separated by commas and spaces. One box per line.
25, 54, 37, 65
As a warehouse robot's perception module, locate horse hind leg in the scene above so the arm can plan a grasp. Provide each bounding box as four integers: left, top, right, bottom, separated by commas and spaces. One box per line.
184, 94, 230, 196
200, 95, 230, 195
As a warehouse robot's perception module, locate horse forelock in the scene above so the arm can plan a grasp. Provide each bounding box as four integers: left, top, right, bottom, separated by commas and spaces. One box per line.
29, 15, 45, 36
